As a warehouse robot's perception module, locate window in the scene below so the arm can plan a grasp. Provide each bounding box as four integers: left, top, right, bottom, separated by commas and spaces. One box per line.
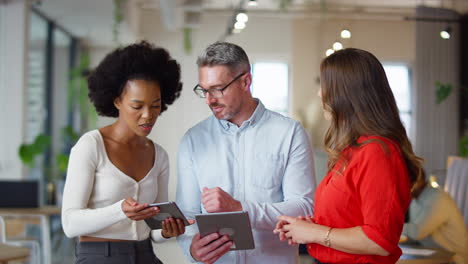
251, 62, 289, 116
27, 12, 48, 144
383, 64, 412, 136
26, 9, 79, 186
27, 11, 48, 179
51, 29, 72, 166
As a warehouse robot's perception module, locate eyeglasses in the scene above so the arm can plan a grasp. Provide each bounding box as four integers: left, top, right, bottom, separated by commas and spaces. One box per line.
193, 72, 247, 99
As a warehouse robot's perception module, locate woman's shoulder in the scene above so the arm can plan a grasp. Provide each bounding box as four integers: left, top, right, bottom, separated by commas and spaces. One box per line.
152, 141, 169, 162
72, 130, 101, 151
348, 135, 405, 171
355, 135, 401, 156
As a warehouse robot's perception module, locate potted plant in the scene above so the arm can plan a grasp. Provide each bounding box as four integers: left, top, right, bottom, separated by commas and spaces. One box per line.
18, 126, 79, 206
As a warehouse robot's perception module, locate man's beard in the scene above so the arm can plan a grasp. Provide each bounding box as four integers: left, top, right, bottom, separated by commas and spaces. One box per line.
210, 103, 238, 121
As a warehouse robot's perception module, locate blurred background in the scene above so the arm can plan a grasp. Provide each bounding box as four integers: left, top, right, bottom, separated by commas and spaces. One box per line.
0, 0, 468, 263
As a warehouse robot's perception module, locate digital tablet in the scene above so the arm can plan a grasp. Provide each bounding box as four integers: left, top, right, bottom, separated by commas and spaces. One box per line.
144, 201, 190, 230
195, 211, 255, 251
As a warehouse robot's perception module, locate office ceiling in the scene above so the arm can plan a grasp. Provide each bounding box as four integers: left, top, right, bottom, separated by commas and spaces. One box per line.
34, 0, 468, 46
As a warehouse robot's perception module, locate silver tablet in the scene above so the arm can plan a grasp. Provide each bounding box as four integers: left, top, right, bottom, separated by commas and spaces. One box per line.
195, 211, 255, 251
144, 201, 190, 230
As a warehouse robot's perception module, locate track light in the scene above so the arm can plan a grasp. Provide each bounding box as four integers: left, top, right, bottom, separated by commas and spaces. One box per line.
326, 49, 334, 56
440, 26, 451, 39
236, 12, 248, 23
234, 21, 246, 30
332, 41, 343, 51
248, 0, 258, 7
340, 29, 351, 39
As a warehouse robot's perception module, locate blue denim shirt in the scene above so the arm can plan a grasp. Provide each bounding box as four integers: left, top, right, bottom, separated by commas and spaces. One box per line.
176, 100, 316, 264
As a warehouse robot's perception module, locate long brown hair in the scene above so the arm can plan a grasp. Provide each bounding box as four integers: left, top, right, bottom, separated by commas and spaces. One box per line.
320, 48, 424, 192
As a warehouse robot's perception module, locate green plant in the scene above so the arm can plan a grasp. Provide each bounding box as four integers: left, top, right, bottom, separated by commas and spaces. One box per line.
460, 136, 468, 157
435, 80, 453, 104
19, 50, 92, 182
18, 134, 51, 168
55, 126, 80, 173
435, 82, 468, 157
113, 0, 126, 45
183, 27, 192, 55
69, 51, 97, 131
18, 126, 80, 182
278, 0, 293, 11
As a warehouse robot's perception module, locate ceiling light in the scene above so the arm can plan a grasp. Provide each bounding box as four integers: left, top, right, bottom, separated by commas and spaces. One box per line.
429, 175, 440, 188
233, 28, 242, 34
332, 41, 343, 50
326, 49, 334, 56
440, 26, 451, 39
340, 29, 351, 39
234, 21, 246, 30
236, 12, 248, 23
248, 0, 258, 7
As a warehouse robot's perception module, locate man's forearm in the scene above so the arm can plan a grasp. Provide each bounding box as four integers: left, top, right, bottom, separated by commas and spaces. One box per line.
242, 197, 314, 230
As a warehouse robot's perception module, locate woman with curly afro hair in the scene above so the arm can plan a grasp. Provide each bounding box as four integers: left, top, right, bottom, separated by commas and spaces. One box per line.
61, 41, 190, 264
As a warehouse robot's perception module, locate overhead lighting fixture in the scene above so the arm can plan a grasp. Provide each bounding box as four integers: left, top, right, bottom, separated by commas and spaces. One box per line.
248, 0, 258, 7
234, 21, 246, 30
440, 26, 451, 39
429, 175, 440, 188
233, 28, 242, 34
332, 41, 343, 51
236, 12, 248, 23
340, 29, 351, 39
326, 49, 334, 57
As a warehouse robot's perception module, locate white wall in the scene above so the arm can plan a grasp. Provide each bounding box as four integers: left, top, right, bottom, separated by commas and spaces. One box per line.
0, 0, 29, 180
413, 7, 460, 184
291, 18, 415, 147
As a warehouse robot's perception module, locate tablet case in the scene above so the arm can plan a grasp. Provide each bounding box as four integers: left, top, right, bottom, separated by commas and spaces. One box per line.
144, 201, 190, 229
195, 211, 255, 250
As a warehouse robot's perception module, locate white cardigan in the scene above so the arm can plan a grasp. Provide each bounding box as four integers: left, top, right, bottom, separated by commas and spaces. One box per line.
61, 130, 169, 242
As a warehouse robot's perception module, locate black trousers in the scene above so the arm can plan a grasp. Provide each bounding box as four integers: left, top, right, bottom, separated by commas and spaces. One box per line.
75, 238, 163, 264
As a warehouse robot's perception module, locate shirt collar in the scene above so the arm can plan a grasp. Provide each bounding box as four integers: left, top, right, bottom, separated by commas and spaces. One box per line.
218, 98, 265, 130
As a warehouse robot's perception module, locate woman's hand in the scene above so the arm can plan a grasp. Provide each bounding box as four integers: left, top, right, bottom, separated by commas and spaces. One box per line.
161, 218, 196, 238
274, 215, 318, 245
122, 197, 159, 220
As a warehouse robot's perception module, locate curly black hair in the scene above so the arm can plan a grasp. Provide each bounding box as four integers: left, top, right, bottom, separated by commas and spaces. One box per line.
87, 41, 182, 117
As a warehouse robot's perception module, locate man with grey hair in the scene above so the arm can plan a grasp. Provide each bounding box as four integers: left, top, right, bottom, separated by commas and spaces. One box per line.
176, 42, 316, 264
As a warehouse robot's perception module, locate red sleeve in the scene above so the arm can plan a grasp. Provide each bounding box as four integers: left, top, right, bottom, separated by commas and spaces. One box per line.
351, 141, 411, 253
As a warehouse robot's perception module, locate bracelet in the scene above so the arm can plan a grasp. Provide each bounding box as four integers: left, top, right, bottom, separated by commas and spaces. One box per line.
324, 227, 333, 248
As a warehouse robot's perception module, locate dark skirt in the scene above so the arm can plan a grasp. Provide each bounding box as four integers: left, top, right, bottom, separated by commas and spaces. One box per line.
75, 238, 163, 264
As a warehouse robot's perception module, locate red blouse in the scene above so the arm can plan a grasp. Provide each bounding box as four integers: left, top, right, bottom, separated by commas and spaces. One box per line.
307, 136, 411, 264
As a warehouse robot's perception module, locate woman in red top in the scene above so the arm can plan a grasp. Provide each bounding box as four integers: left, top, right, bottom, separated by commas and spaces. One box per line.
274, 48, 424, 264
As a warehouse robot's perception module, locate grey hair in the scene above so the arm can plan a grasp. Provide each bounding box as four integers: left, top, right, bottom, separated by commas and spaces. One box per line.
197, 42, 251, 74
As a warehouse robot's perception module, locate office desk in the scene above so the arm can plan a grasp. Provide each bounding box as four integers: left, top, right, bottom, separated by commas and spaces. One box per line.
0, 206, 60, 264
397, 244, 454, 264
0, 243, 29, 263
